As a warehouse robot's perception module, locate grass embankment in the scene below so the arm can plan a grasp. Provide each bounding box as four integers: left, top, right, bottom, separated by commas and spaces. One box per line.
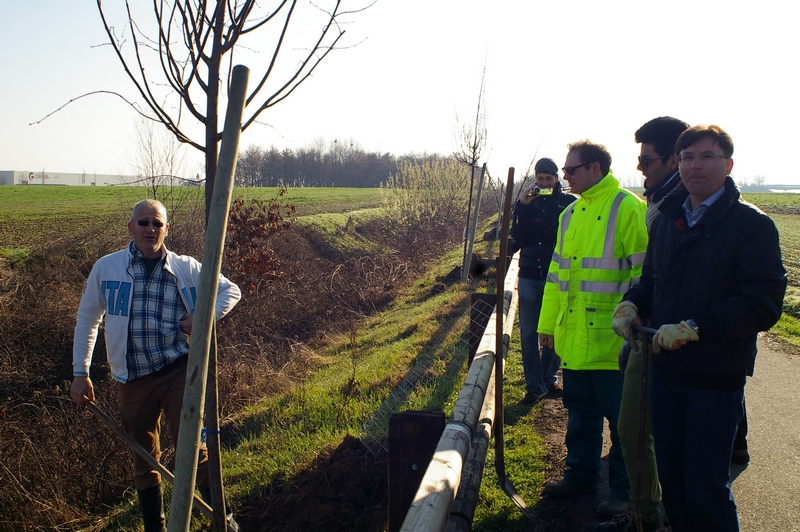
214, 226, 548, 530
224, 243, 489, 497
81, 218, 536, 530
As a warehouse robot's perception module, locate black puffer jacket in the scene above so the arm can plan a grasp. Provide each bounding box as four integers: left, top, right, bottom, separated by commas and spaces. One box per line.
510, 183, 576, 280
624, 178, 786, 389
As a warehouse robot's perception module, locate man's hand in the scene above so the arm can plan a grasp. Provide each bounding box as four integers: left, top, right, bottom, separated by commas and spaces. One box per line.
179, 313, 194, 335
652, 321, 699, 354
539, 334, 554, 349
70, 376, 94, 406
520, 186, 538, 204
611, 301, 640, 344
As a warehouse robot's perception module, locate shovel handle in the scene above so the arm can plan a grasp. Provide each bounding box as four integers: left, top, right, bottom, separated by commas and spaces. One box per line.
632, 325, 658, 336
85, 400, 214, 519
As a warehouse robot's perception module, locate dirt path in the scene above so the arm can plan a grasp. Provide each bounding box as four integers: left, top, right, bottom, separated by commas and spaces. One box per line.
527, 396, 613, 531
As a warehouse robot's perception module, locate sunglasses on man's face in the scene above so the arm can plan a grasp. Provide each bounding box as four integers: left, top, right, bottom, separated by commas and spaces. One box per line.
562, 161, 595, 176
638, 154, 668, 169
136, 219, 165, 228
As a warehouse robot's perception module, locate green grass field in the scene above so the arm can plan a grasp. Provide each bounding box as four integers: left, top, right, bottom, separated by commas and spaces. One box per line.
0, 185, 384, 249
2, 186, 798, 289
0, 185, 382, 219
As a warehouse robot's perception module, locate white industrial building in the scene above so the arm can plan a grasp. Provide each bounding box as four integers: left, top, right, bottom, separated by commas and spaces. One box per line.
0, 170, 133, 186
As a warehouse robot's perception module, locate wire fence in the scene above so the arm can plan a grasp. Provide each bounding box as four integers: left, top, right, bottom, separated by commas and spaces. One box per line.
360, 297, 496, 458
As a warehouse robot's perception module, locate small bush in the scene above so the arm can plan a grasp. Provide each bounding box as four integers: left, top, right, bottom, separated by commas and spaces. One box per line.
381, 157, 472, 259
0, 247, 31, 268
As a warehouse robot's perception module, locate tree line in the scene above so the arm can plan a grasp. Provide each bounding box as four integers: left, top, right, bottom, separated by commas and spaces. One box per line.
235, 138, 450, 188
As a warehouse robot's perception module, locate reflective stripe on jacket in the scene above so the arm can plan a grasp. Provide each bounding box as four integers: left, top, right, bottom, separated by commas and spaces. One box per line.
538, 173, 648, 370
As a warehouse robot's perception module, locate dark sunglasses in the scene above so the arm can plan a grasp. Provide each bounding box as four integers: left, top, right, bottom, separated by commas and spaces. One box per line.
136, 219, 165, 228
562, 161, 595, 176
638, 154, 669, 169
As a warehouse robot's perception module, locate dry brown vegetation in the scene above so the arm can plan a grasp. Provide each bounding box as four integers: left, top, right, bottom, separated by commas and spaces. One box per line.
0, 193, 482, 530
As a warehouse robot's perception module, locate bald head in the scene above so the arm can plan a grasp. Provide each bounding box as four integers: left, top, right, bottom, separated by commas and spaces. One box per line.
131, 199, 168, 223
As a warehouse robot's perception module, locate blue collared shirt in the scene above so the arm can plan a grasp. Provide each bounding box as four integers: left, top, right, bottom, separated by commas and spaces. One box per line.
681, 186, 726, 228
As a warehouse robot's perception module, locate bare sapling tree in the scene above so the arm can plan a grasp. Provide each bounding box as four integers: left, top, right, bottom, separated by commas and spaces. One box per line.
94, 0, 369, 216
453, 62, 488, 279
484, 167, 505, 238
122, 118, 203, 221
86, 3, 368, 527
126, 118, 191, 193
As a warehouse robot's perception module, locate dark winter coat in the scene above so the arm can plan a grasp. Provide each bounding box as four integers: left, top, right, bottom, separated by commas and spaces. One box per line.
510, 183, 576, 281
623, 177, 786, 389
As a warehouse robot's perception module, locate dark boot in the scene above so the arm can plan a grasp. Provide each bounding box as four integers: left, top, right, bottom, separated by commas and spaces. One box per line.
137, 483, 166, 532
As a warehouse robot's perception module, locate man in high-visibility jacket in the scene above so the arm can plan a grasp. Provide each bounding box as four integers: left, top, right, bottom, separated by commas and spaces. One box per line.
538, 140, 648, 517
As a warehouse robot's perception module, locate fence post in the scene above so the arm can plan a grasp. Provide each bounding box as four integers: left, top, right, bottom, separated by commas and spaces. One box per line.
388, 411, 447, 532
461, 164, 487, 282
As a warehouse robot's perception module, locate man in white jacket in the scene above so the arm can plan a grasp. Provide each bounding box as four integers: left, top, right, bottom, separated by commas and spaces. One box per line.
70, 199, 241, 532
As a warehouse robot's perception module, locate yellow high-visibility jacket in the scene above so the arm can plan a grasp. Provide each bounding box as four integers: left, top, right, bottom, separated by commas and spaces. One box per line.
537, 172, 648, 370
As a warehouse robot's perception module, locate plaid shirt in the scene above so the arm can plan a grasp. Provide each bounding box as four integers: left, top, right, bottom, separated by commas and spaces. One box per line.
126, 242, 190, 379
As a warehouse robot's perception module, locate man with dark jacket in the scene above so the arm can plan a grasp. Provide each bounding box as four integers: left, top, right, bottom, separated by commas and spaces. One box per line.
637, 116, 689, 228
510, 158, 576, 404
612, 125, 786, 531
596, 116, 689, 532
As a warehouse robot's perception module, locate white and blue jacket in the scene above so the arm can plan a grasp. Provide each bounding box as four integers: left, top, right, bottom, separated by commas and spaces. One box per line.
73, 244, 241, 383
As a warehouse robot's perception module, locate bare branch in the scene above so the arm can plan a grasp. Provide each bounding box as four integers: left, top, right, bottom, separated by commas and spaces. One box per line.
87, 0, 368, 211
96, 0, 191, 143
242, 3, 346, 129
242, 1, 298, 101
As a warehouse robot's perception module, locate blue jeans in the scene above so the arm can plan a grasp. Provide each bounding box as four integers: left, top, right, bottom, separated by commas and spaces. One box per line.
562, 368, 629, 501
650, 364, 744, 532
518, 277, 560, 394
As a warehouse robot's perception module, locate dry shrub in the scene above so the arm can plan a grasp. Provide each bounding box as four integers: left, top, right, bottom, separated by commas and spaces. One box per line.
215, 221, 416, 416
0, 218, 132, 530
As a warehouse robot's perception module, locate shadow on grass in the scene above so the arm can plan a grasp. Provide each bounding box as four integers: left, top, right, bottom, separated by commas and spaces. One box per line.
233, 435, 389, 532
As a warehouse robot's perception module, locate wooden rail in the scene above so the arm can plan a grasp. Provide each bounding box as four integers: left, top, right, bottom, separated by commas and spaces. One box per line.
400, 253, 520, 532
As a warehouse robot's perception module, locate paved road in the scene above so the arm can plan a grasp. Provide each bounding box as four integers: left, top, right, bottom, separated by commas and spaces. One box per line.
732, 336, 800, 532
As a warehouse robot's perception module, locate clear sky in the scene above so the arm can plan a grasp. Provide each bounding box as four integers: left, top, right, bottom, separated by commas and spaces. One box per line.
1, 1, 797, 186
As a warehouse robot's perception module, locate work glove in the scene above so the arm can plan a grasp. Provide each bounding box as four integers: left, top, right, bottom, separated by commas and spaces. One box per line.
611, 301, 638, 343
652, 321, 699, 354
